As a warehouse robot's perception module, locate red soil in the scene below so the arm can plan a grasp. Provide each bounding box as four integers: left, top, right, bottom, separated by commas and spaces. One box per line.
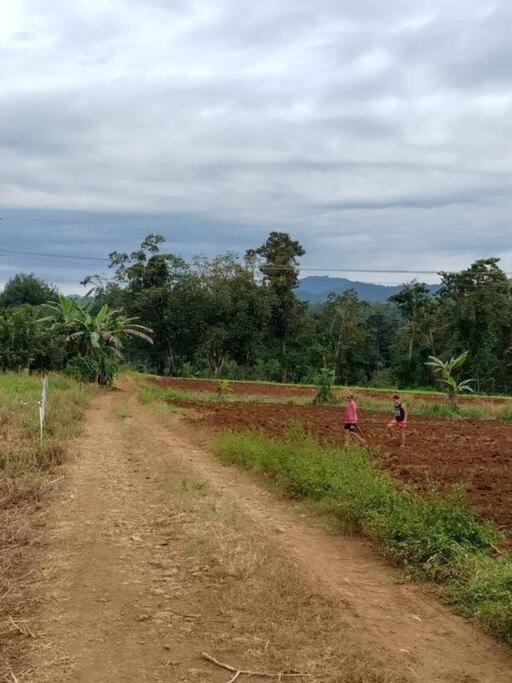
153, 376, 510, 405
172, 398, 512, 539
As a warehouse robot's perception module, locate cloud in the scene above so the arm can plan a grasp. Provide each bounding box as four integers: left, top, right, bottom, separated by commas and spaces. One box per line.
1, 0, 512, 289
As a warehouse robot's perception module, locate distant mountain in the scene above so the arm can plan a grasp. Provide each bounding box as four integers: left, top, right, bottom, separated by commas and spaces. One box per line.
297, 276, 439, 304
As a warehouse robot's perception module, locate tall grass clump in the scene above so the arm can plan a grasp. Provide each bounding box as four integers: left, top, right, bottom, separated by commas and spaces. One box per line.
214, 426, 512, 643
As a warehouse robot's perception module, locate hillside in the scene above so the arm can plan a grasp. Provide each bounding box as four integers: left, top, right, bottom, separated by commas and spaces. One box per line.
297, 275, 439, 303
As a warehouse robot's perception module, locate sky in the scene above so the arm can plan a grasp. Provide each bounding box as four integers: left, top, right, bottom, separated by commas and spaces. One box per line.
1, 0, 512, 292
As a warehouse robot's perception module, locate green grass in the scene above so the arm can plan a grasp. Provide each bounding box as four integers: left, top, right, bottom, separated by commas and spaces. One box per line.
213, 427, 512, 643
0, 372, 94, 505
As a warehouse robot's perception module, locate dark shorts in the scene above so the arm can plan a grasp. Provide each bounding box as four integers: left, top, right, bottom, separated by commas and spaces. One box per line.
344, 423, 358, 432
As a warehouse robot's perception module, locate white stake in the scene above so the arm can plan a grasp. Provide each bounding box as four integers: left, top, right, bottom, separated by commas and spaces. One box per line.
38, 374, 48, 443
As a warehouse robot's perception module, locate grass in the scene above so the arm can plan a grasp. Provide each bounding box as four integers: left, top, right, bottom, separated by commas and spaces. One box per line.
213, 426, 512, 643
0, 372, 94, 680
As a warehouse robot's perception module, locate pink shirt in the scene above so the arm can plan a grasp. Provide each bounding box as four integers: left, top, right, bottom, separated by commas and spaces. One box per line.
344, 400, 358, 423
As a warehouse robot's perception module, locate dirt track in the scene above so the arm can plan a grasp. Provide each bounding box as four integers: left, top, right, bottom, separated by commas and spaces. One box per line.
174, 399, 512, 539
23, 383, 512, 682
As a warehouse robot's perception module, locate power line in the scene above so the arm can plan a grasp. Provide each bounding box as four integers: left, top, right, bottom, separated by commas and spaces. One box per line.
0, 247, 511, 277
0, 249, 108, 263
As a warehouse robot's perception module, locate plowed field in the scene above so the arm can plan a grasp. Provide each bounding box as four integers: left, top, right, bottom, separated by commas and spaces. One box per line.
153, 376, 511, 405
170, 398, 512, 539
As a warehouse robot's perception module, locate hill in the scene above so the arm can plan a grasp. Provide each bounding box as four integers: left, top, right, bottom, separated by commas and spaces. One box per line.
297, 276, 439, 303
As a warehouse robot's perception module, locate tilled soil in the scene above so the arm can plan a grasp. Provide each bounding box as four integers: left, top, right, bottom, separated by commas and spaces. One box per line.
174, 399, 512, 537
153, 376, 512, 404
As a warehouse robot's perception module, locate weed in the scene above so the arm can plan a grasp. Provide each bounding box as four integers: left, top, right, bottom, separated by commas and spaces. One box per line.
312, 368, 338, 405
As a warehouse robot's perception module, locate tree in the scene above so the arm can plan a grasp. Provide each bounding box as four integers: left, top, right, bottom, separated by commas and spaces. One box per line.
319, 290, 372, 384
0, 305, 66, 373
425, 351, 474, 409
250, 232, 305, 381
0, 274, 59, 308
39, 297, 153, 384
389, 282, 438, 387
436, 259, 512, 392
193, 254, 272, 376
90, 234, 190, 375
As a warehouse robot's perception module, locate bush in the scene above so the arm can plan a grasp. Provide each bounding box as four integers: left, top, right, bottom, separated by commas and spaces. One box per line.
312, 368, 337, 405
65, 355, 99, 383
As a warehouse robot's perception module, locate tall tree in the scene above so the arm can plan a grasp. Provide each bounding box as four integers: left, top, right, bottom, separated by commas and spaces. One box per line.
436, 258, 512, 392
319, 290, 373, 384
99, 234, 189, 375
249, 232, 305, 381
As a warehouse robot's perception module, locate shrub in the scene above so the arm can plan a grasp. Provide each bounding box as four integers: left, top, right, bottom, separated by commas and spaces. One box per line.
312, 368, 337, 405
65, 355, 99, 383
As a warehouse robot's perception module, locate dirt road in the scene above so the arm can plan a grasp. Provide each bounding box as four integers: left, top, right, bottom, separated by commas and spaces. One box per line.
24, 387, 512, 682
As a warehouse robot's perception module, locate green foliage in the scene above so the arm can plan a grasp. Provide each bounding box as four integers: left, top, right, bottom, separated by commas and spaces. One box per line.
0, 305, 66, 373
39, 296, 152, 385
312, 368, 337, 404
0, 273, 59, 308
3, 234, 501, 395
216, 378, 231, 400
249, 232, 306, 382
65, 355, 100, 383
425, 351, 474, 408
214, 428, 510, 642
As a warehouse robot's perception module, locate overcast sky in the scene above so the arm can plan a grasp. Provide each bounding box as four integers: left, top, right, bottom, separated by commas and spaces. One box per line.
1, 0, 512, 291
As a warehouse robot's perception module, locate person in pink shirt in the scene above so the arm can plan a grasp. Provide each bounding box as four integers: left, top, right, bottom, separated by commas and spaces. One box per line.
344, 393, 366, 445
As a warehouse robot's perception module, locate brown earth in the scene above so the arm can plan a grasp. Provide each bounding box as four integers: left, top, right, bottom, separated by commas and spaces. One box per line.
153, 376, 512, 405
18, 382, 512, 682
173, 399, 512, 538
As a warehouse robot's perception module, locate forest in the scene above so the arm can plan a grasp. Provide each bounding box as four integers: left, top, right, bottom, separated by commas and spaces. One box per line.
1, 231, 512, 393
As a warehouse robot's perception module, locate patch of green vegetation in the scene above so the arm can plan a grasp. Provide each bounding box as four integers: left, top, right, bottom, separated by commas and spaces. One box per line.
213, 427, 512, 643
0, 373, 94, 504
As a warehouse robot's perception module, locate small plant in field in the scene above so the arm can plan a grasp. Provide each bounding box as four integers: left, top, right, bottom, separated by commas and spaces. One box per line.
425, 351, 474, 409
312, 368, 337, 405
216, 379, 231, 400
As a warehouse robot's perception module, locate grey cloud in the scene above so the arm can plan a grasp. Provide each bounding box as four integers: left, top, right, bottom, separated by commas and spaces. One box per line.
1, 0, 512, 289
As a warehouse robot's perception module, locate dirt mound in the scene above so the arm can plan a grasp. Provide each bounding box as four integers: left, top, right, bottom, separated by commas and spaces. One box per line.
174, 399, 512, 539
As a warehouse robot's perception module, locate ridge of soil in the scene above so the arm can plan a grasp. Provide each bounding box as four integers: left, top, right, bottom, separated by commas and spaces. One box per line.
172, 399, 512, 539
153, 376, 511, 405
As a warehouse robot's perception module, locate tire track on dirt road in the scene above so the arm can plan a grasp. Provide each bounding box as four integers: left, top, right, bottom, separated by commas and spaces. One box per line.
130, 393, 512, 683
26, 389, 404, 682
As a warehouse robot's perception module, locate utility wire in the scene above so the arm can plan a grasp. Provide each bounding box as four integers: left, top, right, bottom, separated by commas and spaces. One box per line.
0, 247, 511, 277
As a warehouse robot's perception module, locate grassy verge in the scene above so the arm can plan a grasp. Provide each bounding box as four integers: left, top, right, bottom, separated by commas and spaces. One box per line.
213, 427, 512, 643
0, 372, 94, 679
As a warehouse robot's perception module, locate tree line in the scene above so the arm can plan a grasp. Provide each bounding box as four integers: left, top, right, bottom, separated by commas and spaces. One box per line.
0, 232, 511, 393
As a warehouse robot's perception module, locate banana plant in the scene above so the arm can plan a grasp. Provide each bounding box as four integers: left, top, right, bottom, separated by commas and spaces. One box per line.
425, 351, 474, 409
39, 296, 153, 384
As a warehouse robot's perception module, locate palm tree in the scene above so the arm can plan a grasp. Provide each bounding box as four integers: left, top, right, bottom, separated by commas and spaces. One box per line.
425, 351, 474, 409
39, 296, 153, 384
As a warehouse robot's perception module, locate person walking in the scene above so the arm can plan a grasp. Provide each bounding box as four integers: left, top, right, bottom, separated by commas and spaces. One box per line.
344, 393, 366, 445
387, 393, 408, 447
